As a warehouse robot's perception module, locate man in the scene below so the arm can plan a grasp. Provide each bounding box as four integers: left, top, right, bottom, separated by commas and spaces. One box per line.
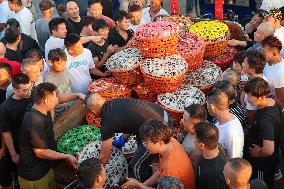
122, 120, 195, 189
244, 77, 282, 189
195, 121, 229, 189
0, 63, 12, 104
142, 0, 169, 23
0, 0, 14, 38
77, 157, 107, 189
0, 42, 21, 78
66, 0, 83, 35
129, 4, 146, 33
85, 94, 173, 182
224, 158, 269, 189
17, 82, 85, 189
207, 89, 244, 159
36, 0, 54, 54
8, 0, 37, 40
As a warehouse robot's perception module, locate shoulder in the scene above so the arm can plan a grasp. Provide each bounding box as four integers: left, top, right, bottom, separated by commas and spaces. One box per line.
83, 48, 92, 56
142, 7, 150, 14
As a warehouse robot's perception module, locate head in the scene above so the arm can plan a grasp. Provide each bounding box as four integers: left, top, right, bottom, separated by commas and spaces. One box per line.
25, 49, 44, 72
244, 77, 270, 107
150, 0, 162, 12
129, 4, 142, 25
21, 58, 41, 83
49, 17, 67, 38
48, 48, 67, 72
0, 42, 6, 58
182, 104, 207, 134
64, 33, 83, 56
12, 73, 32, 99
254, 22, 275, 43
82, 16, 96, 36
206, 89, 229, 117
4, 26, 21, 44
39, 0, 54, 16
157, 176, 184, 189
92, 19, 109, 38
214, 80, 236, 103
194, 122, 219, 152
85, 93, 106, 116
264, 8, 282, 28
76, 158, 107, 188
261, 35, 282, 63
66, 0, 80, 20
33, 82, 58, 110
5, 18, 20, 30
242, 50, 266, 76
0, 63, 12, 86
114, 11, 130, 31
246, 11, 264, 30
139, 120, 172, 154
280, 6, 284, 26
88, 0, 103, 19
232, 50, 246, 74
219, 69, 240, 87
223, 158, 252, 188
8, 0, 22, 11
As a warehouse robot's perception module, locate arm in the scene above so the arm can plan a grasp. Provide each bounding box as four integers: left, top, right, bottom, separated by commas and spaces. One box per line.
0, 137, 6, 158
57, 93, 85, 104
2, 132, 20, 163
249, 140, 274, 157
275, 87, 284, 108
228, 39, 247, 47
90, 67, 107, 77
143, 170, 160, 186
122, 178, 155, 189
94, 45, 115, 69
80, 36, 103, 44
100, 138, 113, 166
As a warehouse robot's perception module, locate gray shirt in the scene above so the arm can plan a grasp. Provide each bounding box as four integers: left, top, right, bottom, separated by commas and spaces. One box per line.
36, 18, 50, 53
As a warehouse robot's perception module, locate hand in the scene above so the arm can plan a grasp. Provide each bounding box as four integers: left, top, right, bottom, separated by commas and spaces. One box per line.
122, 178, 140, 189
66, 154, 79, 169
150, 162, 159, 173
106, 45, 115, 55
11, 153, 20, 164
0, 147, 6, 159
238, 80, 248, 92
249, 144, 262, 157
228, 39, 240, 46
101, 71, 111, 77
91, 36, 104, 43
76, 93, 86, 101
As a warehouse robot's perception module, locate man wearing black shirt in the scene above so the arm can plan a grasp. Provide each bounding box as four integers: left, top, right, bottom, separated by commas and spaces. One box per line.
195, 122, 229, 189
244, 78, 282, 189
85, 93, 173, 182
66, 0, 83, 35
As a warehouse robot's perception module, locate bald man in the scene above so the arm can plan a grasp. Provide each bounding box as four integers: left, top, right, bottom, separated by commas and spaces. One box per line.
0, 42, 21, 78
66, 0, 83, 35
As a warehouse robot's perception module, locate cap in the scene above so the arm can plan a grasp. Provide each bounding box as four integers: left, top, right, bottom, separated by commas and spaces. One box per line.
39, 0, 55, 11
265, 8, 282, 21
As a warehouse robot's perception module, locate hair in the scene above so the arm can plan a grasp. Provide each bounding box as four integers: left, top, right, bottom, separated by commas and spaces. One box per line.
195, 121, 219, 150
8, 0, 22, 6
88, 0, 102, 7
244, 77, 271, 97
262, 35, 282, 52
226, 158, 252, 186
184, 104, 207, 121
139, 120, 172, 144
25, 49, 43, 62
64, 33, 81, 49
0, 62, 12, 76
245, 50, 266, 74
221, 69, 240, 87
82, 16, 95, 27
48, 48, 67, 62
254, 9, 265, 19
12, 73, 30, 89
33, 82, 57, 104
21, 58, 38, 71
214, 80, 236, 101
233, 50, 246, 64
114, 10, 130, 22
157, 176, 184, 189
4, 26, 20, 43
207, 89, 229, 110
5, 18, 20, 28
257, 22, 275, 37
76, 157, 103, 188
129, 4, 142, 12
92, 19, 108, 31
48, 17, 66, 33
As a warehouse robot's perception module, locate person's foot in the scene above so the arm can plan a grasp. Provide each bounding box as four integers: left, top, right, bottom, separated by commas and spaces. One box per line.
274, 169, 283, 181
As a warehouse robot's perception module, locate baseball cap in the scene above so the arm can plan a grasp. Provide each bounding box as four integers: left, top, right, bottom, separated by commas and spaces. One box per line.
39, 0, 55, 11
265, 8, 283, 21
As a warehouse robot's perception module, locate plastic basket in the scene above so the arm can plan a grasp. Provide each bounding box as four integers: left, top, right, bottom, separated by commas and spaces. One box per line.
111, 64, 143, 85
86, 111, 101, 127
133, 83, 158, 102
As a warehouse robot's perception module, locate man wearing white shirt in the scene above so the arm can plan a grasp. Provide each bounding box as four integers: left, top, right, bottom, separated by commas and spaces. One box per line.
207, 89, 244, 159
129, 4, 146, 32
0, 0, 14, 37
260, 0, 284, 12
142, 0, 169, 23
8, 0, 37, 41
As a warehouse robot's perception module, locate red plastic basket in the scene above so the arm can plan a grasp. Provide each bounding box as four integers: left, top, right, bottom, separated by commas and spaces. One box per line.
111, 64, 143, 86
133, 83, 158, 102
86, 110, 101, 128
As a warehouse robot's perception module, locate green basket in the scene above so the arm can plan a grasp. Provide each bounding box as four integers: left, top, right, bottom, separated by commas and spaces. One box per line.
57, 125, 101, 155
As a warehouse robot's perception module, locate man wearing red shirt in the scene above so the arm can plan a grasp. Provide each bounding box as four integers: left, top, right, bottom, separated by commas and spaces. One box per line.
0, 42, 21, 78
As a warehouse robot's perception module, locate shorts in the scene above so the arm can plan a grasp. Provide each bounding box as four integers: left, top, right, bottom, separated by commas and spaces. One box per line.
19, 169, 56, 189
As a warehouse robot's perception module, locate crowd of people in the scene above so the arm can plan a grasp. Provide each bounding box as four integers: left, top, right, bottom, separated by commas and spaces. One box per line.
0, 0, 284, 189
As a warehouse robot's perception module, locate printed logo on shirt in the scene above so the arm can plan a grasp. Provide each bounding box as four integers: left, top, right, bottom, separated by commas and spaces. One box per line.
69, 60, 88, 69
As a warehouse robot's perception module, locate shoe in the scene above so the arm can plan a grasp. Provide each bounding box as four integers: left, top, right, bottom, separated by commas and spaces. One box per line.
274, 169, 283, 181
